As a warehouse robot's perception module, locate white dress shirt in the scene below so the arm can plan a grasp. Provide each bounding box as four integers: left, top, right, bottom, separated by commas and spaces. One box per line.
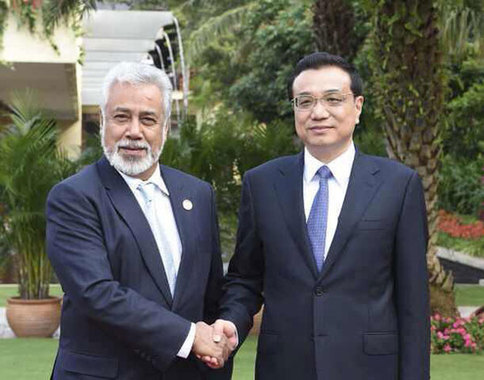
118, 165, 195, 358
303, 143, 356, 259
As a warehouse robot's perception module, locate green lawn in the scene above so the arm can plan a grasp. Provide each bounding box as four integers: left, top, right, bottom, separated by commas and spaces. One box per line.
455, 284, 484, 306
0, 337, 483, 379
0, 338, 58, 379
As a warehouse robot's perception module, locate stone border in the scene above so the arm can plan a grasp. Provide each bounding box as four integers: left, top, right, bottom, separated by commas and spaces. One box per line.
437, 246, 484, 271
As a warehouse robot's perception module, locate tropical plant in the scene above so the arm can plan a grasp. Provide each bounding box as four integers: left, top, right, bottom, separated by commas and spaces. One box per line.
439, 155, 484, 216
364, 0, 457, 316
0, 91, 77, 299
188, 0, 312, 124
438, 0, 484, 61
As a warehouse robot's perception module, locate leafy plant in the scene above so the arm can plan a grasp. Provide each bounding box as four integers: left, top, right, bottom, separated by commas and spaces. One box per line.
0, 91, 77, 299
431, 313, 484, 354
438, 155, 484, 216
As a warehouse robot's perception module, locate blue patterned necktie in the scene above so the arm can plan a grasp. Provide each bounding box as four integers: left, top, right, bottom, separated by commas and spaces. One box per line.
138, 182, 177, 295
307, 166, 332, 272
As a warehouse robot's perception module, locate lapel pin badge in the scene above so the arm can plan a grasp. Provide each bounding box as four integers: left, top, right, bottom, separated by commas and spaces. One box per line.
182, 199, 193, 211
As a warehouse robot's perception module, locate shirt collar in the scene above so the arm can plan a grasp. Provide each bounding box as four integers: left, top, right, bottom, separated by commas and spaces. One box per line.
303, 142, 355, 186
117, 164, 170, 196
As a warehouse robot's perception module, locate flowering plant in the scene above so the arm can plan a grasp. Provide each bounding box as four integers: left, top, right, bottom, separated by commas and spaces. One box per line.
438, 210, 484, 239
431, 313, 484, 354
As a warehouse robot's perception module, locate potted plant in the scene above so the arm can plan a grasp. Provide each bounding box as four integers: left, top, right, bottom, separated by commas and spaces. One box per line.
0, 91, 76, 337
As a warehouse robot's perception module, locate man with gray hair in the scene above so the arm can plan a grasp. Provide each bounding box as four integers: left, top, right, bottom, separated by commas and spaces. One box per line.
46, 62, 233, 379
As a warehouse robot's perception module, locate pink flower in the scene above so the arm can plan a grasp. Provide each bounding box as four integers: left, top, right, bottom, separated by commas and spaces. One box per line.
444, 344, 452, 353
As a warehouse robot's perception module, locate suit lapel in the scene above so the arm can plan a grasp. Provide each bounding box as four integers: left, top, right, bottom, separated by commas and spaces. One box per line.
160, 166, 197, 310
96, 157, 173, 306
319, 152, 382, 280
274, 153, 319, 279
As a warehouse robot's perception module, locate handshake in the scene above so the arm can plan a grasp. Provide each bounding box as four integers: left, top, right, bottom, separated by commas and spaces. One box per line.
192, 319, 238, 369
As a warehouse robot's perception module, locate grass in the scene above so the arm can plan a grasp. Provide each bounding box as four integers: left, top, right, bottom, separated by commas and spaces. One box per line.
0, 284, 63, 307
430, 353, 484, 379
0, 338, 57, 379
455, 284, 484, 306
0, 336, 483, 379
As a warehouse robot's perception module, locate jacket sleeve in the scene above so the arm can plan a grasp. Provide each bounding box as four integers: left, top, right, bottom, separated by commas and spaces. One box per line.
394, 171, 430, 379
46, 182, 191, 372
219, 172, 265, 344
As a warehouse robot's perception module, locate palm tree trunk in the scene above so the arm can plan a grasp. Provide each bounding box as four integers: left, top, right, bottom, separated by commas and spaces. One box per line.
312, 0, 359, 59
367, 0, 457, 316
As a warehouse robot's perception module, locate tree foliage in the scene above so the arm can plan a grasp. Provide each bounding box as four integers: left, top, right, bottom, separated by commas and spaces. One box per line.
162, 109, 298, 215
191, 0, 313, 124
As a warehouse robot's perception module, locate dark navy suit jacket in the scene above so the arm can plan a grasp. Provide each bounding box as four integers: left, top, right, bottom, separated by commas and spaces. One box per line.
220, 151, 430, 380
47, 157, 231, 380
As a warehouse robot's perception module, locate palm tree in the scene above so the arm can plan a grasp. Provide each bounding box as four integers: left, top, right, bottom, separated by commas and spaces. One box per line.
364, 0, 457, 316
0, 91, 77, 299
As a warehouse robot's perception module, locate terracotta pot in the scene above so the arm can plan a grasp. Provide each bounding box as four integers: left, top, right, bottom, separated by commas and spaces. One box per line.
6, 296, 61, 338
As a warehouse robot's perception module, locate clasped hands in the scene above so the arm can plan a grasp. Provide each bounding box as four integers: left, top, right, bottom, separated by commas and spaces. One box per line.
192, 319, 237, 369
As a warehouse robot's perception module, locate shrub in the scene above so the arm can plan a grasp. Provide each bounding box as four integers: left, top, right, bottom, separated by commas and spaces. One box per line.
438, 155, 484, 217
431, 313, 484, 354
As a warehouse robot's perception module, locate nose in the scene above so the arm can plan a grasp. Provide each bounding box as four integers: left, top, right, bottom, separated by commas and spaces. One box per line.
125, 118, 143, 139
311, 99, 330, 119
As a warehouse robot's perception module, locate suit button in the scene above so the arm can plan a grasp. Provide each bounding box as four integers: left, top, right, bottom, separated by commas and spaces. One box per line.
314, 286, 324, 296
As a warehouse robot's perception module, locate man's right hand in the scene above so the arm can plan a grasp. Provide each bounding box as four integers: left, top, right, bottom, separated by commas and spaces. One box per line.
192, 322, 231, 368
198, 319, 238, 369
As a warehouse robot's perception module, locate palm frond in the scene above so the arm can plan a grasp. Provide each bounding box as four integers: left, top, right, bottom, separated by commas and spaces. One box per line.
42, 0, 96, 33
187, 2, 255, 62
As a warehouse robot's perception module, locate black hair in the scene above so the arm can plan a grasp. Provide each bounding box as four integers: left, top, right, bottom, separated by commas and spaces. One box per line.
287, 52, 363, 100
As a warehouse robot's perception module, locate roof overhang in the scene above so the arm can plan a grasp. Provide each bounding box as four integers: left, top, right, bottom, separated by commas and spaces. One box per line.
82, 10, 176, 107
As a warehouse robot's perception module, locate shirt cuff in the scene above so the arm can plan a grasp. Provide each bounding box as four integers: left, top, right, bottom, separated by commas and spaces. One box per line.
177, 322, 196, 358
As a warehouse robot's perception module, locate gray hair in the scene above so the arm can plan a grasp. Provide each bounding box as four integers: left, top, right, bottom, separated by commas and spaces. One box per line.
100, 62, 173, 122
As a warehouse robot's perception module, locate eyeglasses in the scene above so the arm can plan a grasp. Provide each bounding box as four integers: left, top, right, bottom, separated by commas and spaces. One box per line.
291, 92, 354, 111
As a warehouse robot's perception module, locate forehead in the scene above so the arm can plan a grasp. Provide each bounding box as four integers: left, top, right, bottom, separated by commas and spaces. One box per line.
106, 82, 163, 111
293, 66, 352, 95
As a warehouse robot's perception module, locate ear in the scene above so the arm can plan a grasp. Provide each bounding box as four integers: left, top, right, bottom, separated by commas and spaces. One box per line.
355, 95, 364, 121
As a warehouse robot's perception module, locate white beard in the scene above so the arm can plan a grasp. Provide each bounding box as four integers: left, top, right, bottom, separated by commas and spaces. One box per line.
102, 137, 163, 177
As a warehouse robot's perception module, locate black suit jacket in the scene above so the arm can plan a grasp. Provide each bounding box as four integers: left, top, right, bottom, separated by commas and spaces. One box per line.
220, 151, 430, 380
47, 157, 231, 379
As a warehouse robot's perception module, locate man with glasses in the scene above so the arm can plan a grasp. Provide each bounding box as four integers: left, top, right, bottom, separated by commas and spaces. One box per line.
210, 52, 430, 379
